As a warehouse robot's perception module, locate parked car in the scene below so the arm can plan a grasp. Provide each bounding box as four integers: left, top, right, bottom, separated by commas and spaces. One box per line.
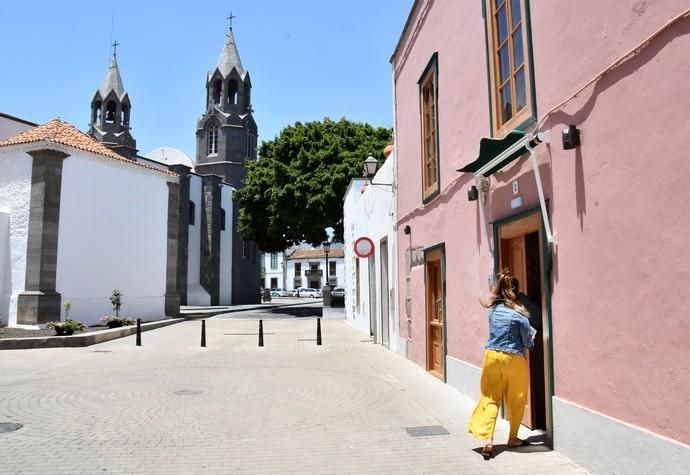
270, 288, 287, 297
288, 289, 298, 297
331, 287, 345, 298
299, 288, 322, 298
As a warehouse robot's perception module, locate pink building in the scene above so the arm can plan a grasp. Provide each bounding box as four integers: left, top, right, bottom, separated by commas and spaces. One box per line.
392, 1, 690, 473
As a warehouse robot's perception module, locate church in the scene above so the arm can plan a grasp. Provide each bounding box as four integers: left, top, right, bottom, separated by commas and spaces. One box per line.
0, 27, 260, 327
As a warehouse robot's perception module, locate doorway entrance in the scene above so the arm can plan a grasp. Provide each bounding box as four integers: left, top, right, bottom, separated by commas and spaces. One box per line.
368, 254, 378, 340
380, 238, 390, 347
496, 211, 551, 440
424, 245, 445, 380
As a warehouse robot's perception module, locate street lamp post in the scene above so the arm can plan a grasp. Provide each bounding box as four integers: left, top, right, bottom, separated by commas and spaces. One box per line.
322, 241, 331, 288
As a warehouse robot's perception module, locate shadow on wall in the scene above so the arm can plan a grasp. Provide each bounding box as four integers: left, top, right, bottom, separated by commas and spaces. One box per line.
0, 212, 10, 325
543, 14, 690, 234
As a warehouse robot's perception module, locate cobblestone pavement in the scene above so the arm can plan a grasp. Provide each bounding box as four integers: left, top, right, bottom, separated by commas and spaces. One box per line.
0, 309, 591, 474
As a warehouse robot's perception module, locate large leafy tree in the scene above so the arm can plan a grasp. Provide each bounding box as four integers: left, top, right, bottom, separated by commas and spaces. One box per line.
235, 118, 392, 251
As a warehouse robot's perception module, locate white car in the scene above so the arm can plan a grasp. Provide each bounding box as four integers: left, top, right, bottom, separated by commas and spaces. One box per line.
299, 288, 322, 298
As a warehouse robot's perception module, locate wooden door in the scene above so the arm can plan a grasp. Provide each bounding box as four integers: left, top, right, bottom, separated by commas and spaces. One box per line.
498, 212, 546, 431
425, 248, 444, 380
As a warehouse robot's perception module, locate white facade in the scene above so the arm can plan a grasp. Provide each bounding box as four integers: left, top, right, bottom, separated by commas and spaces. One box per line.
343, 152, 399, 353
219, 185, 233, 305
285, 253, 345, 291
56, 151, 175, 325
263, 252, 285, 289
0, 151, 32, 326
186, 174, 210, 306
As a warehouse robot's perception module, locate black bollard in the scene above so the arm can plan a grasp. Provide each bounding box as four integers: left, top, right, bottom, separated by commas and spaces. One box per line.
258, 319, 264, 347
201, 320, 207, 348
136, 318, 142, 346
316, 317, 322, 346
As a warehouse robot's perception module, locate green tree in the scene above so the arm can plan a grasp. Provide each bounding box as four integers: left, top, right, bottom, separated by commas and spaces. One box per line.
235, 118, 391, 251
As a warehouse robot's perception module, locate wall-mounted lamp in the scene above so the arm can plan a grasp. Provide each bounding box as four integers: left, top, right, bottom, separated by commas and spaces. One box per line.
562, 125, 581, 150
467, 185, 479, 201
363, 154, 393, 187
403, 225, 411, 235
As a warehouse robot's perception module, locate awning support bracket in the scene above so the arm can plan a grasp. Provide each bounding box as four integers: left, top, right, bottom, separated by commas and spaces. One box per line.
474, 130, 556, 258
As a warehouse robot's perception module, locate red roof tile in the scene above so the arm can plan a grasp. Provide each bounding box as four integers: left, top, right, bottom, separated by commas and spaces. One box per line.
0, 118, 177, 176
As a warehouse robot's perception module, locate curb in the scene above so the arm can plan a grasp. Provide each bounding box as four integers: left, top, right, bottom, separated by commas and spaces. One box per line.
0, 318, 184, 350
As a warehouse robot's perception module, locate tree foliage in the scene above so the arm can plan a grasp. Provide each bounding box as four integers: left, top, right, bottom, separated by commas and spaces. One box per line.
235, 118, 392, 251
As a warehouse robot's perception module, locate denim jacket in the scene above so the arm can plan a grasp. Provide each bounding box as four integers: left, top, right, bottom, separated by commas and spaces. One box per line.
485, 303, 534, 356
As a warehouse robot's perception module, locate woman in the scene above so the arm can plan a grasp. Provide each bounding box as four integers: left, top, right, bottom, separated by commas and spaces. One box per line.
468, 271, 536, 459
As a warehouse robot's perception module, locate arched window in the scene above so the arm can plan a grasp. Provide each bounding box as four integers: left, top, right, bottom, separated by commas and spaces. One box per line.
121, 104, 129, 127
212, 79, 222, 105
93, 101, 102, 124
207, 124, 219, 155
246, 127, 252, 158
105, 101, 116, 124
228, 79, 238, 105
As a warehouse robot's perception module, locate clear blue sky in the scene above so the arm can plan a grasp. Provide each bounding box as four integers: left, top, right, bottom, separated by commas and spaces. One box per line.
0, 0, 413, 157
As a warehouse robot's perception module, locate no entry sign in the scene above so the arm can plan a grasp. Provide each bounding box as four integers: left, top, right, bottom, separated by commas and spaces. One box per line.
354, 237, 375, 258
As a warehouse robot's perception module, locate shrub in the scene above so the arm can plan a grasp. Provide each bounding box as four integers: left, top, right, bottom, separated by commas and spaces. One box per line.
47, 319, 86, 336
101, 316, 135, 328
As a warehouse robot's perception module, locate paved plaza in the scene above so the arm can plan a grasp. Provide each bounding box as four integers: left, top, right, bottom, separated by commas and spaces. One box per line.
0, 307, 590, 474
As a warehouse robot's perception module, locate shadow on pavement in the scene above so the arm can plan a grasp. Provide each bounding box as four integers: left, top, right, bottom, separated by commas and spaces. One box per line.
268, 306, 323, 318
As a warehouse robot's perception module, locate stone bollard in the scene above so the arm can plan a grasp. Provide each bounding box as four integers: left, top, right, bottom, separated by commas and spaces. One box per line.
201, 320, 207, 348
322, 286, 332, 307
316, 317, 322, 346
259, 319, 264, 347
136, 318, 142, 346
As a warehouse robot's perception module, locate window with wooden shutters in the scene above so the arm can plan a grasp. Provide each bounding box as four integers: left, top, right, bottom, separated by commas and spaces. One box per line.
486, 0, 535, 135
418, 53, 440, 203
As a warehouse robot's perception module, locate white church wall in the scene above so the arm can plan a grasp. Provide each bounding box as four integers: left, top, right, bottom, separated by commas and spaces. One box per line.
0, 151, 32, 326
186, 174, 210, 306
219, 185, 233, 305
0, 212, 10, 325
56, 152, 173, 325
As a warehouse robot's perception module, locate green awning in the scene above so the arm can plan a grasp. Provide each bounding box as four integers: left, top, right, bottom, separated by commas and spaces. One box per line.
457, 130, 527, 177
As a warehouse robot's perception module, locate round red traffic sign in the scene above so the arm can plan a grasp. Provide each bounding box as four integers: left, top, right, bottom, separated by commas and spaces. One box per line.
354, 237, 375, 258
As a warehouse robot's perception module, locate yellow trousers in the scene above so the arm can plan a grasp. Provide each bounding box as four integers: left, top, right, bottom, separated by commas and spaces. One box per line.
468, 349, 529, 440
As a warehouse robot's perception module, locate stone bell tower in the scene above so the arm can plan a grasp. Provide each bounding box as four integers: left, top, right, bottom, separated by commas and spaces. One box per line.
88, 46, 138, 159
194, 26, 258, 187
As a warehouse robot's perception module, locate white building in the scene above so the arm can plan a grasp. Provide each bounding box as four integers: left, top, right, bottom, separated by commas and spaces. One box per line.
285, 245, 345, 291
343, 146, 400, 353
262, 251, 286, 290
0, 119, 181, 326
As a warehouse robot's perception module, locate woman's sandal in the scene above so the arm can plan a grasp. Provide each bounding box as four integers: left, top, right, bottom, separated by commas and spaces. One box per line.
481, 444, 493, 460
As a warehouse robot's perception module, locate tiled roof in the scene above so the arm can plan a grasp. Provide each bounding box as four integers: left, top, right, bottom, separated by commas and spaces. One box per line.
286, 248, 345, 260
0, 118, 176, 176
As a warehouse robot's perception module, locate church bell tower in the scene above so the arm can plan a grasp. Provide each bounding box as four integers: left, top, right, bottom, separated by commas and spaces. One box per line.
194, 24, 258, 187
88, 46, 138, 159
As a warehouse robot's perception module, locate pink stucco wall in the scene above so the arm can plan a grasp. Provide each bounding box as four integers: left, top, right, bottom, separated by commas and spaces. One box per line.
393, 0, 690, 444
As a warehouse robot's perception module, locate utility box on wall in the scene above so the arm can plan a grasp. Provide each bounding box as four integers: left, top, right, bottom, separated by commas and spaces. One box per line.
0, 212, 9, 325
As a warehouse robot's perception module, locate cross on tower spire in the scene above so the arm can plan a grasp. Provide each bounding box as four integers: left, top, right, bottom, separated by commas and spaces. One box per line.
227, 12, 237, 31
112, 40, 120, 57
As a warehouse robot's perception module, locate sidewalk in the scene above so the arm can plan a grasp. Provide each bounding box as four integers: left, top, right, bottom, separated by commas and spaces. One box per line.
0, 318, 589, 474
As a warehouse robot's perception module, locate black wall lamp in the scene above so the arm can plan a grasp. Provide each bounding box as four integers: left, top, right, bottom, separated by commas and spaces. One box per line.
562, 125, 581, 150
467, 185, 479, 201
403, 225, 411, 235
